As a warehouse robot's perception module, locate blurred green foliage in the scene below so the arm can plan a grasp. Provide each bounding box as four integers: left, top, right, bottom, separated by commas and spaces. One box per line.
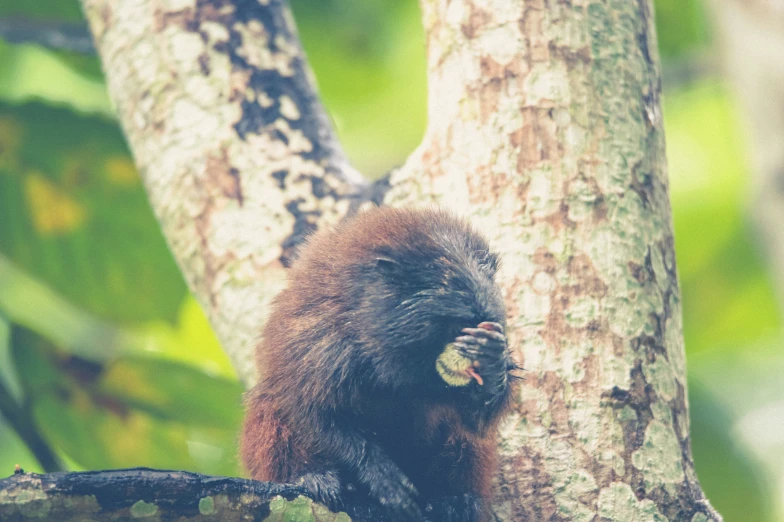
0, 102, 187, 324
290, 0, 426, 177
690, 381, 774, 522
0, 0, 81, 22
0, 1, 781, 521
663, 80, 780, 522
666, 82, 781, 353
12, 326, 242, 474
653, 0, 710, 59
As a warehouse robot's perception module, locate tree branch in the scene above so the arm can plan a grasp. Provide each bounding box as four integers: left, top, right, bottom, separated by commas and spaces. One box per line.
79, 0, 373, 386
0, 468, 452, 521
0, 468, 329, 521
0, 18, 95, 54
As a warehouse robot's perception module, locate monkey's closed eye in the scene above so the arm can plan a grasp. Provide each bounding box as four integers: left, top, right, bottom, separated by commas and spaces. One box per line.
375, 256, 400, 269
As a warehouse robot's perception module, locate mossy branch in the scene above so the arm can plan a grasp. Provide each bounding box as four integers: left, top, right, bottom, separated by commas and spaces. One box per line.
0, 468, 357, 521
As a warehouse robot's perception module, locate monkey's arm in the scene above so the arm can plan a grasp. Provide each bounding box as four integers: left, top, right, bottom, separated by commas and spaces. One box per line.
312, 416, 424, 521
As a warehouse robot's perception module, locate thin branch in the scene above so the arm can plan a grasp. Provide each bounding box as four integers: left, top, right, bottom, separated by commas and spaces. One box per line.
0, 378, 63, 473
0, 18, 95, 54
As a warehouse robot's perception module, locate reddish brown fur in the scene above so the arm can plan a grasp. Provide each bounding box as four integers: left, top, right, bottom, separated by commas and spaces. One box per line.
241, 207, 514, 521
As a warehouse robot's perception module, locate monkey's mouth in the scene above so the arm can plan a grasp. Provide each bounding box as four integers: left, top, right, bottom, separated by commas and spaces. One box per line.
464, 366, 484, 385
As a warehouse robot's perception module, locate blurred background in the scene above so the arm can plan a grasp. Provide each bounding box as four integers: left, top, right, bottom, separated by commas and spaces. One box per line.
0, 1, 781, 520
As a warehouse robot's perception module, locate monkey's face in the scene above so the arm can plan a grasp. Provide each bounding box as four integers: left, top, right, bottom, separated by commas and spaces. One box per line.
353, 239, 506, 388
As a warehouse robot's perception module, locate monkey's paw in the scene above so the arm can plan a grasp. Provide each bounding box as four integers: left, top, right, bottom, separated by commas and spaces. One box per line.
297, 470, 343, 512
452, 322, 510, 398
357, 446, 424, 521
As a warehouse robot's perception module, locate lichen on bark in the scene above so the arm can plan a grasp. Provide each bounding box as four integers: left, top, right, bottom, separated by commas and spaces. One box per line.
387, 0, 720, 519
80, 0, 367, 386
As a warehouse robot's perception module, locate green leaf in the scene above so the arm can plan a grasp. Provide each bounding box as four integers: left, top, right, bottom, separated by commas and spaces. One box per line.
12, 326, 242, 475
0, 415, 42, 477
678, 223, 780, 353
0, 312, 22, 402
653, 0, 710, 60
0, 313, 40, 476
0, 102, 187, 324
0, 41, 110, 111
291, 0, 426, 178
98, 356, 244, 428
136, 297, 237, 380
0, 0, 83, 21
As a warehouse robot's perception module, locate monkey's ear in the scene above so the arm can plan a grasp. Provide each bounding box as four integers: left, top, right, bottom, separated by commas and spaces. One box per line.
478, 251, 500, 274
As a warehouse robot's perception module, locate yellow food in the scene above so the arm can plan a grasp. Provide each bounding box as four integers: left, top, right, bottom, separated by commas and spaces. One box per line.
436, 343, 474, 387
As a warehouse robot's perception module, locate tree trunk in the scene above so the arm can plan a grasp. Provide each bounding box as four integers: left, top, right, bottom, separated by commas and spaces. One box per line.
387, 1, 719, 518
708, 0, 784, 311
0, 0, 721, 520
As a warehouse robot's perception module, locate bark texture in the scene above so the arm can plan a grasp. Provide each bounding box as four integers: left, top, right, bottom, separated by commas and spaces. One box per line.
386, 0, 720, 520
79, 0, 370, 386
709, 0, 784, 309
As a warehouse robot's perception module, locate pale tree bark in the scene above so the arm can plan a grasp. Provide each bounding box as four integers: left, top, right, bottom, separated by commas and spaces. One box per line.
388, 1, 718, 519
708, 0, 784, 310
0, 0, 720, 520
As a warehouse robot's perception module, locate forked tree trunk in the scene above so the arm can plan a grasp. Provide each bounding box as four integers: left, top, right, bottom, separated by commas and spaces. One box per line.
0, 0, 721, 520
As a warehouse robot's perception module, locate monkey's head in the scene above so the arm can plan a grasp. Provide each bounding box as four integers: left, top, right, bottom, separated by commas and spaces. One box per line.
339, 208, 507, 388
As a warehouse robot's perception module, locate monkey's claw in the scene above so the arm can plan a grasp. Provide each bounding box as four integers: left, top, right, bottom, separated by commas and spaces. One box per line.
297, 470, 344, 512
453, 322, 511, 398
453, 323, 507, 363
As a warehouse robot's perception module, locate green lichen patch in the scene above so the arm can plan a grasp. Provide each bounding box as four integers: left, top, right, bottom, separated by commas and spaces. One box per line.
643, 356, 677, 402
631, 420, 685, 489
265, 495, 351, 522
198, 496, 215, 515
62, 494, 100, 515
130, 500, 158, 518
18, 498, 51, 518
598, 482, 667, 521
564, 296, 600, 328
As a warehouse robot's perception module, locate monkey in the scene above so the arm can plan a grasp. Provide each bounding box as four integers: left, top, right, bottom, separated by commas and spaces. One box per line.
241, 207, 518, 522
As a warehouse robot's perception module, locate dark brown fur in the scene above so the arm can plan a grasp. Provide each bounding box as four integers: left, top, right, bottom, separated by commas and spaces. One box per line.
241, 207, 516, 521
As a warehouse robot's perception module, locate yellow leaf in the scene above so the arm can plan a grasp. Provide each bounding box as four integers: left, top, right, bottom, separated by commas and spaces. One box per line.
24, 172, 87, 234
104, 156, 139, 187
